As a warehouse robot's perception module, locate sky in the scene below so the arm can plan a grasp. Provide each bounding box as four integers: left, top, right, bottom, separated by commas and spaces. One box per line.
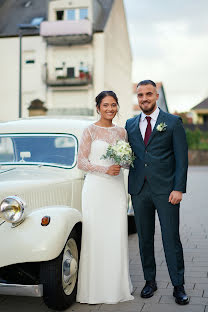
123, 0, 208, 113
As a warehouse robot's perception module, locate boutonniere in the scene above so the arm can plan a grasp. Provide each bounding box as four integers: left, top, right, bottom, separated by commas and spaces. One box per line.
156, 122, 167, 132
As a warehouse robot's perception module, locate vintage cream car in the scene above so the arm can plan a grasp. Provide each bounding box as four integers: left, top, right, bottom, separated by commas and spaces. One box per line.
0, 116, 136, 310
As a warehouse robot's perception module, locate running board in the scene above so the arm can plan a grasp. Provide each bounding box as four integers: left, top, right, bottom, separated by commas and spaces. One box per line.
0, 283, 43, 297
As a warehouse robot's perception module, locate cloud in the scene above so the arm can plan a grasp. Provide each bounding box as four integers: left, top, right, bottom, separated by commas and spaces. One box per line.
124, 0, 208, 112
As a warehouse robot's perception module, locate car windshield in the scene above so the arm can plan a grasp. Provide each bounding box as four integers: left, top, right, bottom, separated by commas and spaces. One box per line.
0, 134, 77, 168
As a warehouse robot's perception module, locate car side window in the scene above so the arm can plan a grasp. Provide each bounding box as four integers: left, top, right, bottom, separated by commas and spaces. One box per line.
0, 137, 14, 162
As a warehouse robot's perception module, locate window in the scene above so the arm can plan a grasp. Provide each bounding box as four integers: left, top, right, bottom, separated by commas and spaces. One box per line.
56, 10, 64, 20
67, 67, 75, 78
66, 9, 75, 20
31, 17, 44, 26
0, 137, 14, 162
23, 51, 35, 65
55, 67, 64, 78
0, 134, 77, 168
79, 8, 88, 20
25, 59, 35, 64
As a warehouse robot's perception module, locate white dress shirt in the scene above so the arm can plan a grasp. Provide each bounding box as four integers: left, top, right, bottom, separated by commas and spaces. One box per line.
139, 106, 160, 140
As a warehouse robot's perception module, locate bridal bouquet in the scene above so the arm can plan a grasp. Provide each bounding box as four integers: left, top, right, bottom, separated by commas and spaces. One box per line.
101, 140, 135, 167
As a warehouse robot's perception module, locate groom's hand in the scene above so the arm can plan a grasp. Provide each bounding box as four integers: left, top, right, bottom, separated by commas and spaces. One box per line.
168, 191, 182, 205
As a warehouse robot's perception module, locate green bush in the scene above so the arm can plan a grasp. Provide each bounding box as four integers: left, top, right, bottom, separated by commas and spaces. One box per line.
185, 128, 208, 150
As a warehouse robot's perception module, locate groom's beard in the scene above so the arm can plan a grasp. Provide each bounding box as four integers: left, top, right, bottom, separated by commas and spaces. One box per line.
140, 101, 157, 114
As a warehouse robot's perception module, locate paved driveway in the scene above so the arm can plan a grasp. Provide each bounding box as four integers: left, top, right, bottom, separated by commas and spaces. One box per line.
0, 166, 208, 312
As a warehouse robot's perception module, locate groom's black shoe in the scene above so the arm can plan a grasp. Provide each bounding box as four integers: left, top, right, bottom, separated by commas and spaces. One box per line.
141, 280, 157, 298
173, 285, 189, 305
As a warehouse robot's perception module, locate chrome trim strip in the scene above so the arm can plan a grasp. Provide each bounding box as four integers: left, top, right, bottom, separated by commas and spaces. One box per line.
0, 283, 43, 297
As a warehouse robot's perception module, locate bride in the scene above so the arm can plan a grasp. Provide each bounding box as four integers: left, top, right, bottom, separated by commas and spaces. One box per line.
76, 91, 134, 304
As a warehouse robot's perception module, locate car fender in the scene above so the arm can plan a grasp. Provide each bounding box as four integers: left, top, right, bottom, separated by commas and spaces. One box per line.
0, 206, 82, 268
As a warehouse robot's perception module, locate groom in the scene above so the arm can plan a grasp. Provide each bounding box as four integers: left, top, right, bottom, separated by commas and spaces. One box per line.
125, 80, 189, 305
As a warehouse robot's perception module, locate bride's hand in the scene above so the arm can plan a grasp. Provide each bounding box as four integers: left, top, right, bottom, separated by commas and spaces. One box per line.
106, 165, 121, 176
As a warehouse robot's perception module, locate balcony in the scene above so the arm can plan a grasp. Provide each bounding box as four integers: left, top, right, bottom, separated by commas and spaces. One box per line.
44, 64, 92, 87
40, 20, 92, 45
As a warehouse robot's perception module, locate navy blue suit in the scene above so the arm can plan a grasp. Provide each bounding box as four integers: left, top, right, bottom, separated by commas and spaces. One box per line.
125, 109, 188, 286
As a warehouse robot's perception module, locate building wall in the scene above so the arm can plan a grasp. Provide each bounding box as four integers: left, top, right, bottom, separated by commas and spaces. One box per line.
0, 37, 19, 121
93, 32, 105, 109
103, 0, 132, 126
157, 87, 168, 112
0, 36, 46, 121
21, 36, 47, 117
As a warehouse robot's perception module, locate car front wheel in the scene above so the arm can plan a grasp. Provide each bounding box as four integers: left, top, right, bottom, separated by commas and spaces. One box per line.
40, 228, 80, 310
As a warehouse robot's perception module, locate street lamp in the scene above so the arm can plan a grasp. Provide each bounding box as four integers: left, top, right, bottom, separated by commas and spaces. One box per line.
17, 24, 39, 118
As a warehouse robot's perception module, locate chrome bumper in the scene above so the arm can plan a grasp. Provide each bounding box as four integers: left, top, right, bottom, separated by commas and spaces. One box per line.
0, 283, 43, 297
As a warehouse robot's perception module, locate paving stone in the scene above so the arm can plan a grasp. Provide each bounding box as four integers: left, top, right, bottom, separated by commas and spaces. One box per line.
190, 296, 208, 305
133, 282, 168, 295
185, 262, 208, 267
132, 294, 161, 304
142, 288, 203, 297
195, 284, 208, 290
184, 271, 207, 278
193, 257, 208, 262
99, 301, 144, 311
67, 303, 101, 312
185, 267, 208, 272
132, 281, 146, 288
203, 291, 208, 298
186, 277, 208, 283
142, 303, 205, 312
0, 297, 49, 312
131, 275, 145, 282
167, 282, 195, 290
160, 295, 208, 305
0, 296, 6, 303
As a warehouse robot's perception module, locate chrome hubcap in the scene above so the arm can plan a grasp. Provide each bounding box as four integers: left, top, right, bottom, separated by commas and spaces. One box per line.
62, 238, 78, 296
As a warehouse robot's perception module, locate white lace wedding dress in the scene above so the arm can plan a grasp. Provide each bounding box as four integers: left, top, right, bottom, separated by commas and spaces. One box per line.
76, 123, 134, 304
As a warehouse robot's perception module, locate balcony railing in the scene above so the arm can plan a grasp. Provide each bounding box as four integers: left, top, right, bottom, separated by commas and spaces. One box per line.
43, 62, 92, 87
40, 20, 92, 45
47, 76, 92, 87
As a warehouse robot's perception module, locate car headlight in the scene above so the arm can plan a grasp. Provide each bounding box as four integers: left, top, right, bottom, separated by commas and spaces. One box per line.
0, 196, 25, 224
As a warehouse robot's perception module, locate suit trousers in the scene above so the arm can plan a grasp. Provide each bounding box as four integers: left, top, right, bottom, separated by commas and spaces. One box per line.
131, 180, 185, 286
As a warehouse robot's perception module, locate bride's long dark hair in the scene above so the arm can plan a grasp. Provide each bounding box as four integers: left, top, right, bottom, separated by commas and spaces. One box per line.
95, 91, 119, 111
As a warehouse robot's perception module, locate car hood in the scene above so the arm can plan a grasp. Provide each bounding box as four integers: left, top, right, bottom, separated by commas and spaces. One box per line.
0, 166, 73, 216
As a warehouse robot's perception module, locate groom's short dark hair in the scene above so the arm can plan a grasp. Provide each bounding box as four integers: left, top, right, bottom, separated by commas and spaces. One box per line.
137, 80, 156, 88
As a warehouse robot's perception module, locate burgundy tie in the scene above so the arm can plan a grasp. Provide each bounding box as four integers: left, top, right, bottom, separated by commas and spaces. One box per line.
144, 116, 152, 146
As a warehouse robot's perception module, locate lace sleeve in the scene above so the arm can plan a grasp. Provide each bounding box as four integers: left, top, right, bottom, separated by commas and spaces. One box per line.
77, 127, 110, 173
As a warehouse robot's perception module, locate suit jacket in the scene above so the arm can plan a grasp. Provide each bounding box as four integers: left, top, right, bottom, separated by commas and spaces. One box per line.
125, 109, 188, 195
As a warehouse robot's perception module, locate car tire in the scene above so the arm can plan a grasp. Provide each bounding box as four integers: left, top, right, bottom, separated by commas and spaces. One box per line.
128, 215, 137, 235
40, 228, 80, 310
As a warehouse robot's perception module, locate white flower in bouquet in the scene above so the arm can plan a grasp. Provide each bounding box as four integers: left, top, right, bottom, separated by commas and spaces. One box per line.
101, 140, 135, 167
